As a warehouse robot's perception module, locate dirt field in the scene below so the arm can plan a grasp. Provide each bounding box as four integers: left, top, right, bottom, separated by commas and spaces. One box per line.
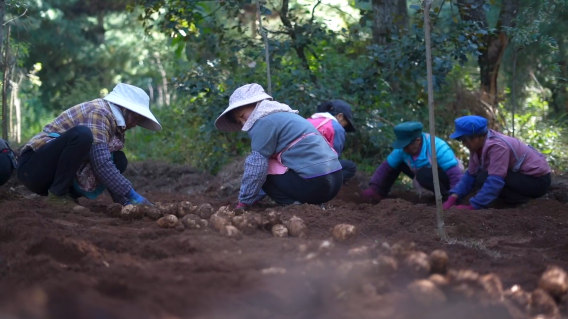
1, 161, 568, 319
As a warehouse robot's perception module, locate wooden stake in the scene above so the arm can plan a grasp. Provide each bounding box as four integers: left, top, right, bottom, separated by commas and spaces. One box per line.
423, 0, 447, 241
256, 0, 272, 95
1, 25, 9, 141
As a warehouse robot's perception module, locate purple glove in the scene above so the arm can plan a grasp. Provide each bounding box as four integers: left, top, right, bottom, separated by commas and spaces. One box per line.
442, 196, 458, 210
361, 187, 384, 203
455, 204, 474, 210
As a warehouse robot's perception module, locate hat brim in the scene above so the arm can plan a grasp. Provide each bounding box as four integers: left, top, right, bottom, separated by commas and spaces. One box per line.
345, 117, 356, 133
103, 96, 161, 131
214, 93, 272, 132
449, 131, 464, 139
391, 138, 415, 149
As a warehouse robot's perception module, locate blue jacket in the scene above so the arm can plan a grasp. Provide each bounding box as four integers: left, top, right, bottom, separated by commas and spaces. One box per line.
387, 133, 458, 171
331, 120, 346, 158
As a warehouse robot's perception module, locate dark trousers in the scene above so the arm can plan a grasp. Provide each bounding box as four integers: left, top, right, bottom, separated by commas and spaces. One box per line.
17, 126, 93, 196
415, 166, 451, 198
476, 170, 551, 204
262, 170, 343, 205
0, 153, 13, 186
339, 159, 356, 183
381, 164, 450, 198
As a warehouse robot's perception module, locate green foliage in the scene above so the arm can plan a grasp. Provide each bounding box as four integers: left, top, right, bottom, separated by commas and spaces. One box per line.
3, 0, 568, 174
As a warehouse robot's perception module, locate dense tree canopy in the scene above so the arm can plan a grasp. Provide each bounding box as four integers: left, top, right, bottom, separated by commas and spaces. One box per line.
0, 0, 567, 172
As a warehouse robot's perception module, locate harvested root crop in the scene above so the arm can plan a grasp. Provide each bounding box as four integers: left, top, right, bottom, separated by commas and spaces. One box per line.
376, 255, 398, 275
120, 205, 144, 220
231, 212, 261, 235
347, 246, 370, 259
156, 203, 178, 215
264, 209, 281, 226
530, 288, 559, 318
106, 203, 123, 217
285, 216, 308, 238
210, 213, 231, 232
538, 266, 568, 301
429, 250, 449, 275
221, 225, 242, 239
177, 201, 196, 217
156, 214, 179, 228
407, 279, 447, 306
428, 274, 449, 288
197, 203, 216, 220
331, 224, 358, 244
181, 214, 207, 229
403, 252, 431, 279
271, 224, 288, 237
479, 273, 503, 300
504, 285, 530, 311
138, 205, 162, 220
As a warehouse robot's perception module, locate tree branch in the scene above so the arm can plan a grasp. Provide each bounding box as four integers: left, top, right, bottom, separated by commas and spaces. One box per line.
3, 8, 27, 26
310, 0, 322, 25
263, 27, 289, 35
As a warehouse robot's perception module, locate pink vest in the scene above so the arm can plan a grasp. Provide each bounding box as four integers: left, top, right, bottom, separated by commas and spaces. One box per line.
267, 119, 337, 175
306, 118, 335, 148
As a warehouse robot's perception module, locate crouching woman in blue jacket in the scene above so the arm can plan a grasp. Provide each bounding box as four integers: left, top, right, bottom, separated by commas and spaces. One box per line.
215, 83, 343, 208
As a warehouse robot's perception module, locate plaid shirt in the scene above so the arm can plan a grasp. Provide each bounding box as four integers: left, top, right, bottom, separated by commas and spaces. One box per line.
239, 151, 268, 205
23, 99, 132, 197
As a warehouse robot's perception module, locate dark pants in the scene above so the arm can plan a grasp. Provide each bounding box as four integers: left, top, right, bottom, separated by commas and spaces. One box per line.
0, 152, 14, 186
476, 170, 551, 204
339, 159, 356, 184
17, 126, 93, 196
381, 164, 450, 198
415, 166, 451, 198
262, 170, 343, 205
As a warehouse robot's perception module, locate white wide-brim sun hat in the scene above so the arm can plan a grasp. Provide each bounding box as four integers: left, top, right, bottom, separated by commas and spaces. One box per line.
103, 83, 162, 131
214, 83, 272, 132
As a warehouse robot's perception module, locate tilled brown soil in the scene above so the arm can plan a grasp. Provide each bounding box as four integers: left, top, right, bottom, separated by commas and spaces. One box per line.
1, 162, 568, 319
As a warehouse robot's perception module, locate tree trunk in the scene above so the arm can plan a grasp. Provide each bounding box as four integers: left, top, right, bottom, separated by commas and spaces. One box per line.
457, 0, 518, 129
372, 0, 397, 45
395, 0, 408, 31
0, 0, 5, 140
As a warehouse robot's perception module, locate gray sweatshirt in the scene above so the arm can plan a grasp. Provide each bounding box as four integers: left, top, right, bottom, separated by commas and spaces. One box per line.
249, 112, 341, 178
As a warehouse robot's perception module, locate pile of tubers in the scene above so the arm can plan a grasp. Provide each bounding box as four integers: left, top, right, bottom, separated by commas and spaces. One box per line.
298, 238, 567, 319
207, 206, 309, 240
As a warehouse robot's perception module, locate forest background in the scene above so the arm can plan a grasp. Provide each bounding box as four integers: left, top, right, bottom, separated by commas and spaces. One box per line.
0, 0, 567, 175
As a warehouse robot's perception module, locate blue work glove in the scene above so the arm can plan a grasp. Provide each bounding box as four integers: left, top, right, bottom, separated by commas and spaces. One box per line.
126, 188, 152, 205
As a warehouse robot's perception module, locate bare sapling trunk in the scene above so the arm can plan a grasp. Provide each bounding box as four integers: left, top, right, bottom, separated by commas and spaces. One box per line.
256, 0, 272, 95
14, 72, 23, 142
423, 0, 447, 241
2, 25, 9, 141
0, 0, 5, 141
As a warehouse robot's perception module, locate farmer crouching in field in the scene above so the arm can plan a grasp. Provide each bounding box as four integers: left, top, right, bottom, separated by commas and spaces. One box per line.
307, 100, 357, 184
17, 83, 160, 208
215, 83, 343, 208
0, 138, 17, 186
361, 121, 463, 203
443, 115, 551, 210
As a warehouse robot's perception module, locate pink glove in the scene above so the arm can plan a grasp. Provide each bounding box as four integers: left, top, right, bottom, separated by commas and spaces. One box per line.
442, 196, 458, 210
361, 188, 384, 203
455, 204, 474, 210
236, 202, 248, 210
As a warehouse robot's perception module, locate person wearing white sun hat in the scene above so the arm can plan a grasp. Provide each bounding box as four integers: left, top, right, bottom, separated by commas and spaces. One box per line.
18, 83, 161, 208
215, 83, 343, 208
